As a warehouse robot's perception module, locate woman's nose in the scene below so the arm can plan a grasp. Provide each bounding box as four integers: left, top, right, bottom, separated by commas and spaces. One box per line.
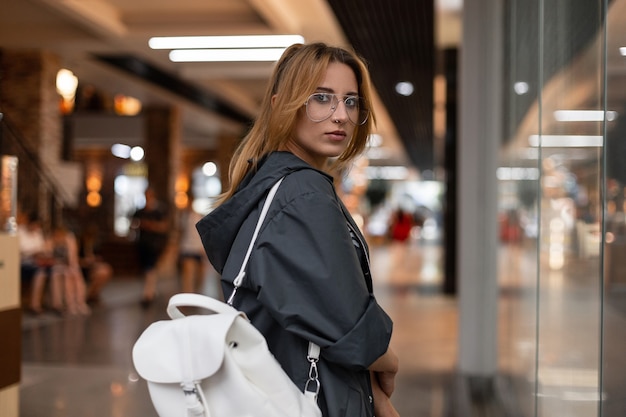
332, 100, 350, 121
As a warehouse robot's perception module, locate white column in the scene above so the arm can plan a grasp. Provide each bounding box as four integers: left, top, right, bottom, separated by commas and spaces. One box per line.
457, 0, 503, 377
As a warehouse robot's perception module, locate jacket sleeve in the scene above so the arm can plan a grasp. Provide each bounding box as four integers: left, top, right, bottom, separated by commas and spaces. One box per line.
248, 187, 393, 370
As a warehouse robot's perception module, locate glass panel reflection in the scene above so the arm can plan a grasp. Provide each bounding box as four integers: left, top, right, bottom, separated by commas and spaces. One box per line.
499, 1, 541, 415
499, 1, 609, 416
602, 0, 626, 416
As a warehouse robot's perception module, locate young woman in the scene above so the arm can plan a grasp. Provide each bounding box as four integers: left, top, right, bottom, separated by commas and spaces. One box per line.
197, 42, 399, 417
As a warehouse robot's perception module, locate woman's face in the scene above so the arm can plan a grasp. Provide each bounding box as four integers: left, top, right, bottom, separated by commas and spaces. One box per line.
287, 62, 358, 170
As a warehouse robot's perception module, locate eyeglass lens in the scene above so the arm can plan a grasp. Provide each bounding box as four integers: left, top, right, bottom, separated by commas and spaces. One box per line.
305, 93, 368, 125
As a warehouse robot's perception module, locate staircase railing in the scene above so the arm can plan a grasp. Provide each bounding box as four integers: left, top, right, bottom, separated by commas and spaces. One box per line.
0, 112, 70, 231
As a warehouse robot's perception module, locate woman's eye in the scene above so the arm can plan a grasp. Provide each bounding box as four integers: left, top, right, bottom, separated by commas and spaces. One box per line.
314, 93, 331, 103
344, 97, 358, 108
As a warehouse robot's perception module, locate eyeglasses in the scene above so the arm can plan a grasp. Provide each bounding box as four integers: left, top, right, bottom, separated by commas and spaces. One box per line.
304, 93, 369, 125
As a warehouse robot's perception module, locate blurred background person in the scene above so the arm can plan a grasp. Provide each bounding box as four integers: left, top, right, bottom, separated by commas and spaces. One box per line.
78, 223, 113, 305
131, 187, 169, 307
17, 211, 62, 315
389, 208, 414, 243
177, 200, 208, 294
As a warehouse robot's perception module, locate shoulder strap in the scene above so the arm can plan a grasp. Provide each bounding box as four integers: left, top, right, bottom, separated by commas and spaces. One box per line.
227, 176, 284, 305
225, 176, 321, 394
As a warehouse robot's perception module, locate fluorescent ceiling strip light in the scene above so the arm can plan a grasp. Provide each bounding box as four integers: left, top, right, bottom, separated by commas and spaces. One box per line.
150, 35, 304, 50
496, 167, 540, 181
620, 47, 626, 56
170, 48, 287, 62
553, 110, 618, 122
528, 135, 603, 147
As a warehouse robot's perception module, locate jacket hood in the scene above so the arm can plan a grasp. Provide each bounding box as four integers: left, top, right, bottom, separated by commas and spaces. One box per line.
196, 151, 330, 273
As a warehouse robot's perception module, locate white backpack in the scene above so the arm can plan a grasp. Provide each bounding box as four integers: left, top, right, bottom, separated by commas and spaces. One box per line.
132, 177, 322, 417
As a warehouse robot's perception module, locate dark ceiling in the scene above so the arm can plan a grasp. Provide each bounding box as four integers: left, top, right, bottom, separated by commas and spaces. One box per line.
328, 0, 436, 171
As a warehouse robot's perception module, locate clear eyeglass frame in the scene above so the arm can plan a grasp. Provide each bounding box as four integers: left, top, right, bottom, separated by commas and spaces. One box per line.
304, 93, 369, 125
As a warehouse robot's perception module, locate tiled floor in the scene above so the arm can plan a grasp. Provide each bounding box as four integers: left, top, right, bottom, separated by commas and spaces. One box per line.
19, 240, 459, 417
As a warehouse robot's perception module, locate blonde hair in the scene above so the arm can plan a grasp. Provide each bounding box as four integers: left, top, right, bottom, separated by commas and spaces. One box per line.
217, 42, 376, 205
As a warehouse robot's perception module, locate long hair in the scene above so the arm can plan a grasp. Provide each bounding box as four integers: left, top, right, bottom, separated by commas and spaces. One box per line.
216, 42, 376, 205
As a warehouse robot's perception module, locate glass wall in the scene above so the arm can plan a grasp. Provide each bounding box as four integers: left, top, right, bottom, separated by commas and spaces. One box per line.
497, 0, 626, 415
601, 2, 626, 416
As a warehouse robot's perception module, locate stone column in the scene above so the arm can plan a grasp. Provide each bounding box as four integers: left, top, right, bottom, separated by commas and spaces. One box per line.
457, 0, 503, 387
143, 106, 182, 275
143, 106, 181, 206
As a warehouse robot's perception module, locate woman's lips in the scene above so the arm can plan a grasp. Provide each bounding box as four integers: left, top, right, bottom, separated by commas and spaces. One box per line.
327, 130, 347, 140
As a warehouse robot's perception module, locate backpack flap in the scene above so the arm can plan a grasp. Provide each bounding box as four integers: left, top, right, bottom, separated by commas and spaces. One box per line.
132, 314, 239, 383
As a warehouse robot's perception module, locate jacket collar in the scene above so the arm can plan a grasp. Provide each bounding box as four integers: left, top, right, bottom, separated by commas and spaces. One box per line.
196, 151, 332, 273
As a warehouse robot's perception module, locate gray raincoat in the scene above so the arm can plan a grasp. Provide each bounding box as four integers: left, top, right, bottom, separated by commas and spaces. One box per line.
196, 151, 393, 417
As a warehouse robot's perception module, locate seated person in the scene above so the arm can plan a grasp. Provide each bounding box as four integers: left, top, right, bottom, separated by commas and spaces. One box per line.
48, 225, 91, 315
17, 211, 62, 314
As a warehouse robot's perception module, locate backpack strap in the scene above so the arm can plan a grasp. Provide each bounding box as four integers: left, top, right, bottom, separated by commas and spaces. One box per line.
227, 176, 284, 305
226, 176, 321, 400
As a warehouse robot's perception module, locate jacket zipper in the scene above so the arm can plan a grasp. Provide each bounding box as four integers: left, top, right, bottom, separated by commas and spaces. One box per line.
346, 221, 371, 270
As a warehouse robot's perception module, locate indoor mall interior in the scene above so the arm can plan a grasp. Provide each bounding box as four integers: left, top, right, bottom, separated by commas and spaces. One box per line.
2, 0, 626, 416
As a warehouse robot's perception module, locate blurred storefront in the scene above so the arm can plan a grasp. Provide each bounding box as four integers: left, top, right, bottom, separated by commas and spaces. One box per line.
496, 0, 626, 416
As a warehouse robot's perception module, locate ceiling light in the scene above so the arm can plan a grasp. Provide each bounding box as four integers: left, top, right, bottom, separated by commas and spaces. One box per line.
130, 146, 145, 161
395, 81, 414, 96
620, 47, 626, 56
528, 135, 603, 147
202, 162, 218, 177
170, 48, 287, 62
513, 81, 529, 95
149, 35, 304, 50
553, 110, 618, 122
111, 143, 131, 159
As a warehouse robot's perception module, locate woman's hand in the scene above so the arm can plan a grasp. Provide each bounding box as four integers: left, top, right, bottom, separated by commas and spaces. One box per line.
369, 347, 399, 397
371, 371, 400, 417
375, 370, 397, 398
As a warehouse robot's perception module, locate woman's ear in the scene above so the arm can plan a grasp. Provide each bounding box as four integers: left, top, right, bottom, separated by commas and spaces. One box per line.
271, 94, 277, 108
